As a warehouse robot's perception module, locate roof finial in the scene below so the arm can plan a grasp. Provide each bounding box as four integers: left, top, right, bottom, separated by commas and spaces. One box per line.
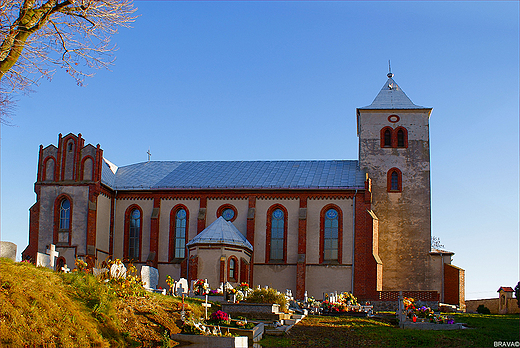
147, 147, 152, 162
387, 60, 394, 78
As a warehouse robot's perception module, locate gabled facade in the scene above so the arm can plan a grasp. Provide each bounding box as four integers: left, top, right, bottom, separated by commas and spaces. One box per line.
23, 73, 464, 302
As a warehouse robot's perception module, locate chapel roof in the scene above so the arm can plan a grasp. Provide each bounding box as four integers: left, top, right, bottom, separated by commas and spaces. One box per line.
186, 216, 253, 251
101, 159, 366, 191
358, 74, 431, 110
497, 287, 514, 292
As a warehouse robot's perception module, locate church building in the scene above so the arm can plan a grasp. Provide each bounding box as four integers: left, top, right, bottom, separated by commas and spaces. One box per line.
23, 73, 464, 306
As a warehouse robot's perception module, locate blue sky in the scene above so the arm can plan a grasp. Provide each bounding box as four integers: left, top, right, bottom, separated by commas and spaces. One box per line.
1, 1, 518, 300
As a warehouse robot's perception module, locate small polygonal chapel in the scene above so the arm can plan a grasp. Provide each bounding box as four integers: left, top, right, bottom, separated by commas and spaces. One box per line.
23, 72, 465, 307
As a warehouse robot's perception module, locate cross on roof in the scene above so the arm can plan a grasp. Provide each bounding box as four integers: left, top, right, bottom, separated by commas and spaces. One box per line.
147, 148, 152, 162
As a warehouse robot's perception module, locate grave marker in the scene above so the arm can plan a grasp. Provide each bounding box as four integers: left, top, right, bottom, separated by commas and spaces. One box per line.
141, 265, 159, 290
0, 241, 17, 261
110, 262, 127, 279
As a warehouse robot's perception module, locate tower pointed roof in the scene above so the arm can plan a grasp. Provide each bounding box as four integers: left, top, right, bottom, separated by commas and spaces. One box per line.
186, 216, 253, 251
358, 73, 430, 110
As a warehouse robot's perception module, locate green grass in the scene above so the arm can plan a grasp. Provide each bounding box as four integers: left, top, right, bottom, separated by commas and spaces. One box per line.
259, 313, 520, 347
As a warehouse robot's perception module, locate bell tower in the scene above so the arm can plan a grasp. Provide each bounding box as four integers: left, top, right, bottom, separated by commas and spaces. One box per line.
357, 72, 434, 291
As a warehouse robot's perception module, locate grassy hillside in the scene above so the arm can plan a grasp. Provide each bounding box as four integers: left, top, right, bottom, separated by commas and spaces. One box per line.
0, 258, 206, 347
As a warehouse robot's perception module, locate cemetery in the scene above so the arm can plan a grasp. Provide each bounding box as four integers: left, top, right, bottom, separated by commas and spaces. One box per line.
1, 248, 518, 347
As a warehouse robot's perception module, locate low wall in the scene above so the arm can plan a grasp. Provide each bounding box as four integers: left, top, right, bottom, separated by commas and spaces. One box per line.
465, 299, 499, 314
465, 298, 519, 314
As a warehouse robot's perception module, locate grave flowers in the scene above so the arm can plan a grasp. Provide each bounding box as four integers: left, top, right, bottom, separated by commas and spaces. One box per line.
194, 279, 209, 295
165, 275, 175, 295
402, 297, 455, 325
210, 310, 230, 325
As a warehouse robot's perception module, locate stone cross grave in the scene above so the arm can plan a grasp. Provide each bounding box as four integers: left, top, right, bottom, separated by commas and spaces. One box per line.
175, 278, 188, 297
202, 294, 212, 320
36, 244, 59, 270
61, 264, 71, 273
397, 291, 407, 328
110, 262, 127, 279
141, 265, 159, 290
93, 268, 108, 277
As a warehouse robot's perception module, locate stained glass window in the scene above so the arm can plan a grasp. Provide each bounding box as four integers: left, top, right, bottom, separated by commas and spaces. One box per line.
270, 208, 284, 261
175, 209, 187, 259
129, 209, 140, 260
323, 209, 339, 261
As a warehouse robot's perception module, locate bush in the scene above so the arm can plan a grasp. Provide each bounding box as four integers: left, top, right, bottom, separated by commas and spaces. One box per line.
477, 304, 491, 314
243, 288, 288, 312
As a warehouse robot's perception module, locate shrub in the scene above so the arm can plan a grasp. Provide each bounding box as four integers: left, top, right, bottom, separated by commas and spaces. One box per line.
243, 288, 288, 312
477, 304, 491, 314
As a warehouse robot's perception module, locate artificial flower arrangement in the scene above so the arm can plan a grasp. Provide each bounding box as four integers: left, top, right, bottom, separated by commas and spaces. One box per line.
403, 297, 455, 324
194, 279, 209, 295
321, 292, 360, 313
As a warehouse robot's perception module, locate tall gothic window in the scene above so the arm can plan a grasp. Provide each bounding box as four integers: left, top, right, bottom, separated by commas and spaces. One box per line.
397, 129, 405, 147
128, 208, 141, 260
384, 129, 392, 147
228, 256, 238, 282
174, 209, 187, 259
323, 209, 339, 261
268, 208, 286, 262
58, 199, 70, 243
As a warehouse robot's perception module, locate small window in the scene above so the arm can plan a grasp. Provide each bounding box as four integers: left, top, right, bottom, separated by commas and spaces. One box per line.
222, 208, 235, 221
228, 257, 237, 282
387, 168, 402, 192
217, 204, 238, 222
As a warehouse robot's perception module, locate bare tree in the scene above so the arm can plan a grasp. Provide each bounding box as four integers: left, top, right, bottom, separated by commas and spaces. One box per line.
0, 0, 137, 124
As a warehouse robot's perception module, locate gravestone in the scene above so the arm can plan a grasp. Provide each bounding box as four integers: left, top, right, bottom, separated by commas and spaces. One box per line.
46, 245, 59, 269
110, 263, 127, 279
0, 241, 17, 261
36, 252, 52, 269
141, 265, 159, 290
61, 264, 71, 273
175, 278, 188, 296
36, 244, 59, 270
93, 268, 108, 277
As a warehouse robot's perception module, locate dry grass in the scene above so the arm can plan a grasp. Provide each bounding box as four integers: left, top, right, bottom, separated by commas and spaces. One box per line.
0, 258, 210, 348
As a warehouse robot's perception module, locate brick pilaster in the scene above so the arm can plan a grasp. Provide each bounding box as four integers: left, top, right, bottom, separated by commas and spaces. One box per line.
150, 197, 161, 266
296, 196, 307, 300
246, 196, 256, 285
197, 197, 207, 234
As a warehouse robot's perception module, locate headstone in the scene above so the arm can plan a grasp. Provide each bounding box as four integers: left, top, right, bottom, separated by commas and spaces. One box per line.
175, 278, 188, 296
36, 252, 52, 269
304, 291, 308, 303
61, 264, 71, 273
46, 244, 59, 269
189, 280, 197, 297
398, 291, 407, 327
0, 241, 17, 261
218, 282, 224, 294
92, 268, 108, 277
110, 262, 127, 279
141, 265, 159, 289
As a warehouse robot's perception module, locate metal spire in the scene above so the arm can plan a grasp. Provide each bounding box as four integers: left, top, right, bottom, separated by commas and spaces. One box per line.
387, 60, 394, 78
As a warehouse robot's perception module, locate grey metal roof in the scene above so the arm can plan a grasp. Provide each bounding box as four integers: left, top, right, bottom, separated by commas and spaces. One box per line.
101, 159, 366, 190
358, 77, 430, 110
186, 216, 253, 250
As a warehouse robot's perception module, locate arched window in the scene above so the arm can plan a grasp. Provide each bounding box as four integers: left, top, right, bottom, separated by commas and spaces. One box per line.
124, 205, 142, 261
396, 127, 408, 148
129, 209, 141, 260
266, 205, 287, 263
387, 168, 402, 192
43, 157, 55, 181
384, 129, 392, 147
320, 205, 343, 263
380, 127, 393, 148
174, 209, 187, 259
228, 256, 238, 282
58, 198, 71, 244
